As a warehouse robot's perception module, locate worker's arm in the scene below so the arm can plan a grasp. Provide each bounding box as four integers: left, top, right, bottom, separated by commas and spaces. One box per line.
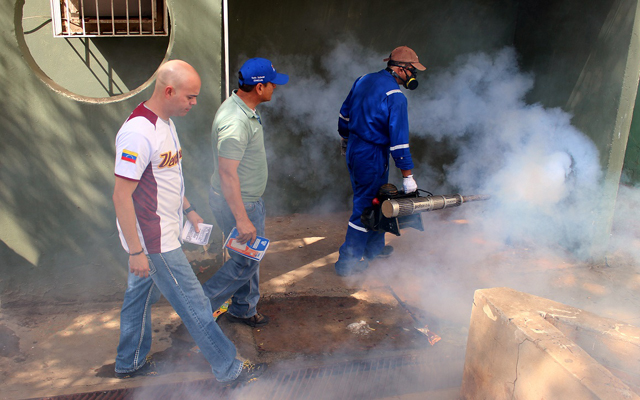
387, 93, 414, 171
218, 156, 256, 245
113, 176, 150, 278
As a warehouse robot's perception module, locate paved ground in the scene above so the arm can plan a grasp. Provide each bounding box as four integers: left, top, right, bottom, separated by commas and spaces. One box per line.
1, 211, 639, 400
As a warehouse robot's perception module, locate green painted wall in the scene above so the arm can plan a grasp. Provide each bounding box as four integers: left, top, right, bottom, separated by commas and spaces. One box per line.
622, 85, 640, 184
1, 0, 639, 303
22, 1, 170, 98
1, 0, 222, 305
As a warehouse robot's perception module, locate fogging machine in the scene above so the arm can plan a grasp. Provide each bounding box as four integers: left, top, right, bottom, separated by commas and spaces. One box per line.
361, 183, 490, 236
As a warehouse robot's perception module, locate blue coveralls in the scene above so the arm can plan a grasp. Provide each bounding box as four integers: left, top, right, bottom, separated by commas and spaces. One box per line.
335, 69, 414, 275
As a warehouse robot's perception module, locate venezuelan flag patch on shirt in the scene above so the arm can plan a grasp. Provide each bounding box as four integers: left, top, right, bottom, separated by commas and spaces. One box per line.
121, 149, 138, 163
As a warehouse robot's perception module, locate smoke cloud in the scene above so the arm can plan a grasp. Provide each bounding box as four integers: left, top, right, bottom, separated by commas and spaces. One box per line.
199, 41, 640, 399
262, 41, 603, 259
255, 40, 391, 212
125, 40, 640, 399
406, 47, 603, 258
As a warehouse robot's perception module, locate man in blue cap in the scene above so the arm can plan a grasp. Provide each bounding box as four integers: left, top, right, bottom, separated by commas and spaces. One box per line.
204, 58, 288, 327
335, 46, 425, 277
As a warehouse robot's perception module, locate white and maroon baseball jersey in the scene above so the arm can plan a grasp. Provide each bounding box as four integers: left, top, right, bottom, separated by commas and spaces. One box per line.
114, 102, 184, 254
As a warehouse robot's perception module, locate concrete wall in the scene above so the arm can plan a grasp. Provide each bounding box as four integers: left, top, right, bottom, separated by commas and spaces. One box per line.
461, 288, 640, 399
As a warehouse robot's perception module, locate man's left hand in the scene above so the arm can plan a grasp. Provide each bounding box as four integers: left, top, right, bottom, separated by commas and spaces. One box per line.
187, 211, 204, 233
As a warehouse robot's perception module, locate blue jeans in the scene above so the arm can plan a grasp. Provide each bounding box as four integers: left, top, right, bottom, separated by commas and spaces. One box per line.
203, 188, 264, 319
115, 247, 243, 382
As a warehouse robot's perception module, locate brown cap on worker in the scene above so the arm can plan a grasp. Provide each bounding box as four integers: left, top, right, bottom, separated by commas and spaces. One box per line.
383, 46, 426, 71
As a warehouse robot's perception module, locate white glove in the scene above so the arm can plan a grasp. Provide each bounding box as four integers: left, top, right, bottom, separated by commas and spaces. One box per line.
403, 175, 417, 193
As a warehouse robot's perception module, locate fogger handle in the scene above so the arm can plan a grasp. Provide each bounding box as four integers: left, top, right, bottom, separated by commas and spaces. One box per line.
381, 194, 490, 218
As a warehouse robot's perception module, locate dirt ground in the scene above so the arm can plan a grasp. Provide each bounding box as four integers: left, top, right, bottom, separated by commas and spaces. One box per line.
1, 210, 640, 399
254, 295, 432, 354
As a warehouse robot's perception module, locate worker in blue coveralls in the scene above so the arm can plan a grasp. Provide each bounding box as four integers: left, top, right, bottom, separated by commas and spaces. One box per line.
335, 46, 426, 277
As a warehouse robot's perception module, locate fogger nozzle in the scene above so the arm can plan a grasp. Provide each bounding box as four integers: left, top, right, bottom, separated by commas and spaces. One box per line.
381, 194, 490, 218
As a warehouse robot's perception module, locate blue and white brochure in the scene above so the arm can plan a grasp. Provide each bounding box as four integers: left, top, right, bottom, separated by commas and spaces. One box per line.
224, 227, 270, 261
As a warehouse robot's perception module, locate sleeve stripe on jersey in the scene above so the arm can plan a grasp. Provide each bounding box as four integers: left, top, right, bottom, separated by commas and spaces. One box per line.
390, 144, 410, 151
386, 89, 402, 96
339, 113, 350, 121
114, 173, 140, 182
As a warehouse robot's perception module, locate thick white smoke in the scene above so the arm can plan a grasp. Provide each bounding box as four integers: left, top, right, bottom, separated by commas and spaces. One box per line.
257, 40, 388, 204
263, 39, 382, 139
263, 42, 603, 259
406, 47, 603, 258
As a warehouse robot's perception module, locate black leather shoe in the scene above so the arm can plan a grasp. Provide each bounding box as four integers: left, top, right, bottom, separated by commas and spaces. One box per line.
226, 312, 270, 327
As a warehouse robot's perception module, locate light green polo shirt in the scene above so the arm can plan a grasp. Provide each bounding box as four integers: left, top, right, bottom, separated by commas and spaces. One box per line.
210, 91, 268, 202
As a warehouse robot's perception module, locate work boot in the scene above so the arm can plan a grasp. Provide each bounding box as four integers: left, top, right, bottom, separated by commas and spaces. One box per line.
377, 245, 394, 258
335, 259, 369, 277
366, 245, 394, 260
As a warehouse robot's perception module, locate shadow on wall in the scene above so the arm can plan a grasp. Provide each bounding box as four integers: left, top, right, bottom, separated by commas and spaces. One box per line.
20, 0, 169, 99
0, 2, 167, 305
0, 71, 129, 304
0, 1, 221, 305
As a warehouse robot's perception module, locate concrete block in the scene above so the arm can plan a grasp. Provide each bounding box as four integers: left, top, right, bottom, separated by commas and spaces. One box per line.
461, 288, 640, 400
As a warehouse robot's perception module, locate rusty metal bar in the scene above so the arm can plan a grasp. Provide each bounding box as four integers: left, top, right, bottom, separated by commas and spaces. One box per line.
51, 0, 168, 37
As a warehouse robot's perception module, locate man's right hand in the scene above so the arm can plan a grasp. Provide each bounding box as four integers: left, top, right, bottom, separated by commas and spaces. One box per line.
236, 218, 257, 245
129, 253, 150, 278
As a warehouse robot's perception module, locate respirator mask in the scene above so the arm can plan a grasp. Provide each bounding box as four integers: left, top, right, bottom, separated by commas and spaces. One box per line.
388, 62, 419, 90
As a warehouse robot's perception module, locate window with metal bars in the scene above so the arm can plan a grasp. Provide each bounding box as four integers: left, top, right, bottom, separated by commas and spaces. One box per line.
49, 0, 168, 37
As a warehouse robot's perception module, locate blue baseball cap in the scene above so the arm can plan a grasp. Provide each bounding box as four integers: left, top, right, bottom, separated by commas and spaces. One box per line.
238, 58, 289, 86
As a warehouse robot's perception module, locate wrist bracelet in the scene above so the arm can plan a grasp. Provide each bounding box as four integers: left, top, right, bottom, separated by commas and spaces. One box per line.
130, 249, 144, 256
183, 205, 196, 215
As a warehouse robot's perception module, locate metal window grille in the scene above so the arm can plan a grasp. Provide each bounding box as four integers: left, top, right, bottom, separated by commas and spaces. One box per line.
50, 0, 168, 37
